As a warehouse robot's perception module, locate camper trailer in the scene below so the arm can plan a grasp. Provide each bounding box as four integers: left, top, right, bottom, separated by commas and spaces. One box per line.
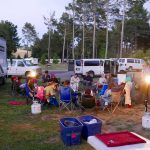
0, 38, 7, 85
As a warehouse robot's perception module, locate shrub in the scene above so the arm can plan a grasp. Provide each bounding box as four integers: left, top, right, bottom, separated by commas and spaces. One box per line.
40, 54, 46, 65
53, 59, 59, 64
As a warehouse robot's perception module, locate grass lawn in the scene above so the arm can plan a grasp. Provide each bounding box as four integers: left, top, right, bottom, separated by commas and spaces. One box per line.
0, 79, 150, 150
40, 63, 68, 71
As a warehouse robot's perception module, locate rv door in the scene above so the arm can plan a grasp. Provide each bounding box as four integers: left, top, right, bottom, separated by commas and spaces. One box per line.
74, 60, 82, 74
104, 60, 111, 74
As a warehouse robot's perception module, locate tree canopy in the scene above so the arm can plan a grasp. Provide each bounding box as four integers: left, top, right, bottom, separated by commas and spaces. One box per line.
1, 0, 150, 60
0, 20, 20, 58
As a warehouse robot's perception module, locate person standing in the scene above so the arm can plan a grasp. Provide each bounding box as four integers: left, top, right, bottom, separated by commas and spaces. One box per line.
124, 76, 132, 108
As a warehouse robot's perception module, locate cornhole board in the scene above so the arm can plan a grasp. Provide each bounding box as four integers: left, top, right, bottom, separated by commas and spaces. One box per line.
87, 132, 150, 150
117, 74, 126, 85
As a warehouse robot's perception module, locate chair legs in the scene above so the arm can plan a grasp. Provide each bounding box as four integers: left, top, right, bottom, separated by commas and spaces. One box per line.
111, 102, 120, 114
59, 101, 72, 111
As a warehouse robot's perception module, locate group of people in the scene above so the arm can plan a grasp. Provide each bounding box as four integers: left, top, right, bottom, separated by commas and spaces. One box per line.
70, 71, 134, 109
11, 70, 134, 110
98, 74, 133, 109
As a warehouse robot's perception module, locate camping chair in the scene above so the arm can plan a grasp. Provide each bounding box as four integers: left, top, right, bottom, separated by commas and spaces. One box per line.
59, 86, 72, 111
25, 83, 35, 104
99, 84, 108, 96
24, 83, 33, 104
81, 89, 96, 109
111, 88, 123, 113
99, 84, 115, 113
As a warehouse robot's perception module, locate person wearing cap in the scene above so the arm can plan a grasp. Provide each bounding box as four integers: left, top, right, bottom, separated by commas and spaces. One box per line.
124, 76, 132, 108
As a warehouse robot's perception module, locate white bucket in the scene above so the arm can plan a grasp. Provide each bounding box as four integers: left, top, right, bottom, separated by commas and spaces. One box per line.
142, 112, 150, 129
31, 101, 41, 114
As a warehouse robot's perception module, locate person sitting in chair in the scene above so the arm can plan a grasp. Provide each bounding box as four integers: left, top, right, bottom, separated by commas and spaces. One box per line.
25, 77, 36, 100
49, 73, 59, 84
42, 70, 50, 83
100, 83, 115, 109
60, 80, 84, 111
81, 88, 96, 108
44, 81, 59, 106
82, 72, 93, 86
70, 74, 80, 91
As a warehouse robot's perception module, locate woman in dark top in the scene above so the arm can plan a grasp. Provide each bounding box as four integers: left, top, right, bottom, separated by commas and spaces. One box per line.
42, 70, 50, 83
82, 72, 93, 86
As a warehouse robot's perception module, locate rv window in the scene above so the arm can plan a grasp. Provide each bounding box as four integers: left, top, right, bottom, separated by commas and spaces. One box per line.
141, 59, 145, 64
127, 59, 134, 63
135, 59, 140, 63
119, 59, 125, 63
17, 61, 24, 67
76, 61, 81, 66
135, 59, 138, 63
122, 59, 125, 63
84, 61, 99, 66
100, 60, 103, 66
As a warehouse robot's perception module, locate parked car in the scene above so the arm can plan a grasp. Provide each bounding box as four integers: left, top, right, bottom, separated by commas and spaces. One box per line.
7, 59, 42, 77
0, 64, 6, 85
118, 58, 146, 72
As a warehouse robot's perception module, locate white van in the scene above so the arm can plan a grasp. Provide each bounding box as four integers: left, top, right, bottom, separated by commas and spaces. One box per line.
74, 59, 118, 76
118, 58, 146, 71
24, 57, 38, 65
7, 59, 42, 76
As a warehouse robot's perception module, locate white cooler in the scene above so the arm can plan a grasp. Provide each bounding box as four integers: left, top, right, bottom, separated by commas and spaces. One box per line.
87, 132, 150, 150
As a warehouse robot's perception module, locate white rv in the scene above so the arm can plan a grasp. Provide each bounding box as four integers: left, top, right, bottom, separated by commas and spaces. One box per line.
74, 59, 118, 77
118, 58, 146, 71
0, 38, 7, 76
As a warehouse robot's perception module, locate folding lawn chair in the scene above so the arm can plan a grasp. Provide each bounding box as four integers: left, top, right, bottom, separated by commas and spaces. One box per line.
111, 89, 123, 113
98, 84, 112, 112
59, 86, 72, 111
99, 84, 108, 96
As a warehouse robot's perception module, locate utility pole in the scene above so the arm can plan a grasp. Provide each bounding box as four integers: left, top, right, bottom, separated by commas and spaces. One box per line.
62, 27, 66, 63
93, 13, 96, 59
82, 20, 85, 59
72, 0, 75, 60
120, 0, 126, 58
44, 11, 55, 63
105, 0, 109, 59
82, 3, 86, 59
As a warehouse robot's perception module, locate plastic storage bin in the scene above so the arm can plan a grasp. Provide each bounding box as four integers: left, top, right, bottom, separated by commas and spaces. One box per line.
78, 115, 102, 140
60, 117, 83, 146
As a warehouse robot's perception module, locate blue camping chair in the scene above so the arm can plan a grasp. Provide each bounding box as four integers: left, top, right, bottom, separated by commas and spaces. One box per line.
49, 96, 59, 107
59, 86, 72, 111
99, 84, 108, 96
24, 83, 34, 104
